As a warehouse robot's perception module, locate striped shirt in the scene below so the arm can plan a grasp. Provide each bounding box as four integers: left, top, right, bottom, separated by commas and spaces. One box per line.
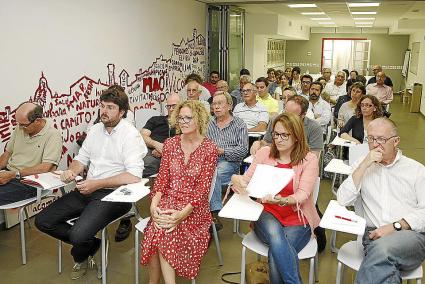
337, 150, 425, 232
206, 116, 249, 162
233, 102, 269, 129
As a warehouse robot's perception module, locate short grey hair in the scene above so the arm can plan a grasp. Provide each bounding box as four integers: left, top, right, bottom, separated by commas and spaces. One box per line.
213, 91, 233, 109
369, 117, 398, 136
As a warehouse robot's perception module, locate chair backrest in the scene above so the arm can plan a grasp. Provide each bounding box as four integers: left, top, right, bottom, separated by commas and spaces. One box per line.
313, 177, 321, 205
349, 144, 369, 166
208, 169, 218, 202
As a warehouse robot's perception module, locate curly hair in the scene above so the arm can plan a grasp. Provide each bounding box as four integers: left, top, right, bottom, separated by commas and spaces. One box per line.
355, 95, 383, 119
170, 100, 210, 136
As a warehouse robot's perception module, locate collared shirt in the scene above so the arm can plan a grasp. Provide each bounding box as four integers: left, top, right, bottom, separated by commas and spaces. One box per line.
367, 75, 393, 87
206, 115, 248, 162
308, 97, 332, 131
297, 90, 309, 100
256, 93, 279, 114
366, 83, 393, 105
233, 102, 269, 129
75, 119, 147, 180
324, 82, 347, 102
337, 150, 425, 232
6, 120, 62, 172
202, 82, 217, 96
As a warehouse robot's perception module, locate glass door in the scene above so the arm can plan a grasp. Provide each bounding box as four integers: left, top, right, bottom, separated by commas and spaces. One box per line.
352, 40, 371, 76
228, 8, 244, 89
208, 6, 221, 75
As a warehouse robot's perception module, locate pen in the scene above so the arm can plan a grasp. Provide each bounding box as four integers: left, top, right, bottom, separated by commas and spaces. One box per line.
335, 215, 358, 223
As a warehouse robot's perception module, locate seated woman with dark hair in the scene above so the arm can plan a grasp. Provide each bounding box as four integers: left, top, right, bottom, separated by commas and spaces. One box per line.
337, 82, 366, 128
231, 112, 320, 284
339, 94, 383, 144
140, 100, 218, 283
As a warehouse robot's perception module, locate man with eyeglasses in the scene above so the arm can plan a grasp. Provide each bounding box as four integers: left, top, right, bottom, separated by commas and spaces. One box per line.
0, 102, 62, 206
298, 74, 313, 100
140, 92, 180, 178
233, 82, 269, 132
230, 74, 251, 105
337, 117, 425, 283
186, 81, 211, 112
367, 65, 393, 88
207, 92, 248, 230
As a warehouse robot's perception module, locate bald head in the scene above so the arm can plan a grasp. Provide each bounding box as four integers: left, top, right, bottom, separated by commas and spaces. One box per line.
368, 117, 397, 137
372, 65, 382, 76
16, 102, 43, 123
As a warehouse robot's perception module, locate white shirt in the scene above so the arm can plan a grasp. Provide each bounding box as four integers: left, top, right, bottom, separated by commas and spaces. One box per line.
324, 82, 347, 102
75, 119, 147, 181
337, 151, 425, 232
233, 102, 269, 129
308, 97, 332, 131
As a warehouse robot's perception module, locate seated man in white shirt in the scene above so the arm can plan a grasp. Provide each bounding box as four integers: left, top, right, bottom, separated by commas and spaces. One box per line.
337, 118, 425, 284
308, 82, 332, 134
324, 71, 347, 105
35, 87, 147, 280
233, 82, 269, 132
185, 81, 211, 112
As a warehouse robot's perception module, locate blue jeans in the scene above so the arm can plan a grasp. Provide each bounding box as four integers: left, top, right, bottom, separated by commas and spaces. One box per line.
355, 227, 425, 284
254, 211, 311, 284
209, 158, 240, 211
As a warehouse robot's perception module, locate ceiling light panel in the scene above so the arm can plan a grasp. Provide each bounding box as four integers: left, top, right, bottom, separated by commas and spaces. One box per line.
347, 3, 380, 7
319, 22, 335, 25
353, 17, 375, 20
288, 4, 317, 8
301, 12, 325, 15
355, 21, 374, 24
311, 18, 331, 20
351, 12, 377, 15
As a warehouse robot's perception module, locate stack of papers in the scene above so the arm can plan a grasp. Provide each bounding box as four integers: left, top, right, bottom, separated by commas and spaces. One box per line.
320, 200, 366, 235
21, 171, 70, 190
102, 181, 150, 203
219, 164, 295, 221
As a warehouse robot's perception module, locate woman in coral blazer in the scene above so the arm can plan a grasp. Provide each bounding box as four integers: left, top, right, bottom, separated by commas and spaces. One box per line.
232, 112, 320, 284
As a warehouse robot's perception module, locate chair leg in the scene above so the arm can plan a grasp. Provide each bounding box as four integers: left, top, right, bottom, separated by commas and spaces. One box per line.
417, 279, 421, 284
240, 246, 247, 284
314, 253, 319, 282
135, 229, 139, 284
19, 207, 27, 265
308, 257, 314, 284
58, 240, 62, 274
233, 219, 237, 233
191, 279, 196, 284
101, 228, 107, 284
335, 261, 344, 284
24, 207, 32, 229
331, 230, 338, 253
211, 223, 223, 266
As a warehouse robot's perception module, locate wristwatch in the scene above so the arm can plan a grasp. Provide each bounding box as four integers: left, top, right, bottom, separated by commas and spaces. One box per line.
393, 221, 402, 231
15, 171, 21, 180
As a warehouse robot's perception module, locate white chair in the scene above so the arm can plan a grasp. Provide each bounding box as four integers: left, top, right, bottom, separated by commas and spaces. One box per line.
240, 177, 321, 284
335, 236, 423, 284
134, 170, 223, 284
57, 203, 141, 284
0, 188, 56, 264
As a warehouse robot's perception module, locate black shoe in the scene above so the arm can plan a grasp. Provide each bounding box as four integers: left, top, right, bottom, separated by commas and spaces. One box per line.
210, 212, 223, 232
115, 219, 132, 242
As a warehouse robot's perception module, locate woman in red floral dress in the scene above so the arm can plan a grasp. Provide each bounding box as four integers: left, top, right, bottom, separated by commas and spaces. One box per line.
141, 100, 218, 283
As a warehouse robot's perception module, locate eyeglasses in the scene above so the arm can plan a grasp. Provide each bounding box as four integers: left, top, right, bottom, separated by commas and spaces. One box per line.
301, 81, 311, 85
17, 119, 35, 128
272, 131, 291, 141
365, 135, 398, 144
177, 116, 193, 124
165, 104, 177, 109
360, 103, 374, 108
242, 89, 255, 94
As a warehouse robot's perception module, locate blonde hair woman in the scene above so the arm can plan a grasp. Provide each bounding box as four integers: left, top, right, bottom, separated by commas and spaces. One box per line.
140, 100, 218, 283
232, 112, 320, 284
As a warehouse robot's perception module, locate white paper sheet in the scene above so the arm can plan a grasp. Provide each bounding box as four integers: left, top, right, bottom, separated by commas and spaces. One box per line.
331, 136, 357, 147
246, 164, 294, 198
324, 159, 352, 175
101, 181, 150, 203
319, 200, 366, 235
21, 171, 68, 190
218, 194, 264, 221
243, 155, 254, 164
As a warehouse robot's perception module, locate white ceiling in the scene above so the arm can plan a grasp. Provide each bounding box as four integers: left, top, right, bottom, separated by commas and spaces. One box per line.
202, 1, 425, 29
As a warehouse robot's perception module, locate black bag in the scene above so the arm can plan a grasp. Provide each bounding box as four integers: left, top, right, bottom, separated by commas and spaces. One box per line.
314, 204, 327, 253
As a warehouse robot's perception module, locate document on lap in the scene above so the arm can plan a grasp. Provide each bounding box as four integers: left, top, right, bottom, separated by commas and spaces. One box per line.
319, 200, 366, 235
20, 171, 80, 190
101, 180, 150, 203
219, 164, 295, 221
331, 136, 357, 147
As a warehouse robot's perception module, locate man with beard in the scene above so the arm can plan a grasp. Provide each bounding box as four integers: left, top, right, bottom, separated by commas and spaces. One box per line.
203, 71, 220, 97
35, 86, 147, 280
308, 82, 332, 134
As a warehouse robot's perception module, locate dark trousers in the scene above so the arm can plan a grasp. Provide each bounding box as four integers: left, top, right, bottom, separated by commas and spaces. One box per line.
0, 178, 37, 206
142, 149, 161, 178
35, 189, 131, 263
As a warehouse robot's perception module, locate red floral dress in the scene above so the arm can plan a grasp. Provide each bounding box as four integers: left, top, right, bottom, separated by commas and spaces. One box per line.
140, 135, 218, 279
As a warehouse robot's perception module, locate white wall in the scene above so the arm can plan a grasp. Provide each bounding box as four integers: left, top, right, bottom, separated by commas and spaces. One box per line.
244, 12, 309, 80
407, 31, 425, 114
0, 0, 206, 225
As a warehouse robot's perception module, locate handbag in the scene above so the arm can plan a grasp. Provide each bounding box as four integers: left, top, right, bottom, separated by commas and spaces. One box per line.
246, 258, 269, 284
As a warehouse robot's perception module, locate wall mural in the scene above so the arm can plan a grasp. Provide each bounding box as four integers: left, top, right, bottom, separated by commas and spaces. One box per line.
0, 29, 206, 169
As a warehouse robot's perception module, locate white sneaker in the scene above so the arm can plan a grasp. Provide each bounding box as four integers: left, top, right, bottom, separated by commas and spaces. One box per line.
71, 260, 88, 280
